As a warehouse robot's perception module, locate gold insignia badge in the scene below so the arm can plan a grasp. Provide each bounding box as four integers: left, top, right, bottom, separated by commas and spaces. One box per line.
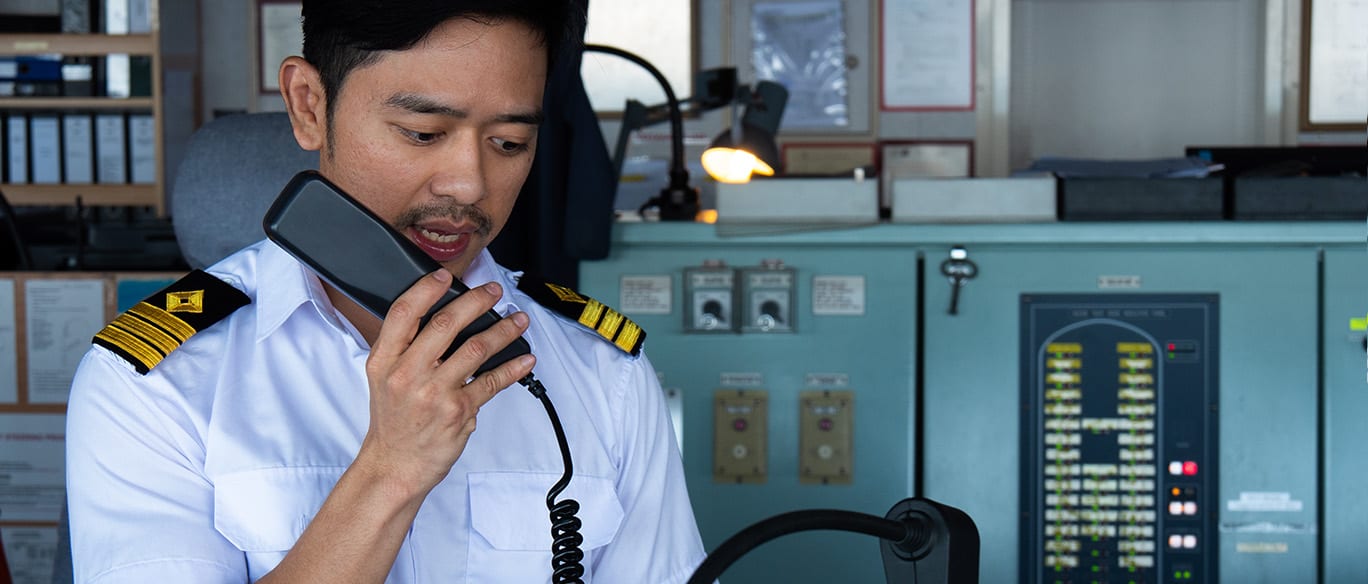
166, 290, 205, 314
544, 282, 588, 304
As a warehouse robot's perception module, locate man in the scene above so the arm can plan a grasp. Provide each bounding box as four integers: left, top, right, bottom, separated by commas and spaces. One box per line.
64, 1, 706, 582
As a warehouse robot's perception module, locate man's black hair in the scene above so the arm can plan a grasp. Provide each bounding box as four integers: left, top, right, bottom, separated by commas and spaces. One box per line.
300, 0, 583, 146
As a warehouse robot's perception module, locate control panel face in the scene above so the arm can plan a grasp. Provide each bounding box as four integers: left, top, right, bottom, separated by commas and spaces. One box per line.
685, 264, 737, 333
1020, 294, 1218, 584
799, 390, 854, 485
714, 389, 768, 483
739, 262, 796, 333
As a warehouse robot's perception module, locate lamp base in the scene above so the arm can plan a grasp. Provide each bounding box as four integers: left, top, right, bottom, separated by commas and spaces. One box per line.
643, 185, 700, 222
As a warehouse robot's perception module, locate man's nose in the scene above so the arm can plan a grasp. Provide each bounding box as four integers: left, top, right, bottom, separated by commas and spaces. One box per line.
429, 133, 487, 203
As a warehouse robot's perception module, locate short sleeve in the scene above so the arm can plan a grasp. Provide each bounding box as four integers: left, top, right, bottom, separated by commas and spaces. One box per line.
66, 347, 247, 583
590, 351, 707, 583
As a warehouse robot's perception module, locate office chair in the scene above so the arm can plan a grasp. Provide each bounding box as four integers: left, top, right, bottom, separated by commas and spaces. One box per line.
170, 112, 319, 269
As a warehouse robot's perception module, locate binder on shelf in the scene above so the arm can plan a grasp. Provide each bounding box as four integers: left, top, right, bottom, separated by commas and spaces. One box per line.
63, 113, 95, 184
129, 113, 155, 184
129, 0, 152, 33
30, 114, 62, 185
104, 0, 131, 98
6, 114, 28, 184
95, 113, 128, 184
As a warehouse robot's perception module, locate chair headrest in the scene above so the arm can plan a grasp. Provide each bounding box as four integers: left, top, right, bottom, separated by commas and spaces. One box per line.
171, 112, 319, 269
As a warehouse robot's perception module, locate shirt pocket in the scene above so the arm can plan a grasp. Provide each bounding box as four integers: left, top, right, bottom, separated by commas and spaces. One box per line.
214, 467, 398, 581
467, 471, 625, 582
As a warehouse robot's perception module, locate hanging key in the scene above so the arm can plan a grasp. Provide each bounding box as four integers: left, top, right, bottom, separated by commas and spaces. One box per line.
939, 246, 978, 316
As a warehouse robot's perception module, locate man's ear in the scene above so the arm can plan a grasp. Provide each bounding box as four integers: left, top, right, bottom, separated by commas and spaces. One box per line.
279, 56, 326, 152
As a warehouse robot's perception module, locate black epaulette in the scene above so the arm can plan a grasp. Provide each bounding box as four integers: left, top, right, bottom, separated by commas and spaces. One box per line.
92, 270, 251, 374
517, 274, 646, 356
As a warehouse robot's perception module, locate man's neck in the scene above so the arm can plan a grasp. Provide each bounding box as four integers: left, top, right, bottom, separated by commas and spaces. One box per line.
324, 284, 383, 346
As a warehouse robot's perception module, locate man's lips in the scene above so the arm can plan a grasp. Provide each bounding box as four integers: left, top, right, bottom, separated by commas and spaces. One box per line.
406, 225, 471, 263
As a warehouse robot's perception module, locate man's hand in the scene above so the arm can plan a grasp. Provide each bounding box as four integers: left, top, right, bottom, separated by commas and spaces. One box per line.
358, 268, 535, 495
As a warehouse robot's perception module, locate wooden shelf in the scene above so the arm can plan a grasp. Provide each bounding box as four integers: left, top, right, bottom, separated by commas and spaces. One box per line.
0, 34, 156, 56
0, 97, 155, 110
2, 183, 161, 209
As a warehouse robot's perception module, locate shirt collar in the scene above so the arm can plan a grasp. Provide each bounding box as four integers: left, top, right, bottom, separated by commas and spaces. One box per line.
254, 242, 522, 342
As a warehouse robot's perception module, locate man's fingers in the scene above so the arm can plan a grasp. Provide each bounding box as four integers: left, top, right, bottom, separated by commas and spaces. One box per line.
464, 353, 536, 407
435, 311, 535, 402
403, 281, 503, 369
370, 269, 454, 365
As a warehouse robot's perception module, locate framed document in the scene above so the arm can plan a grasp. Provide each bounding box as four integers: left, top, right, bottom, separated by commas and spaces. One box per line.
880, 0, 974, 111
258, 1, 303, 94
1300, 0, 1367, 130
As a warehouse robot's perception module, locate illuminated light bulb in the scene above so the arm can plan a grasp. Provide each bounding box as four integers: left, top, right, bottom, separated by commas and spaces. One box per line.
702, 147, 775, 184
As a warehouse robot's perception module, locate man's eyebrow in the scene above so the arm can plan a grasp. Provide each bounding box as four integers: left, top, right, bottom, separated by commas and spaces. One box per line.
385, 93, 466, 118
384, 93, 544, 126
498, 111, 545, 127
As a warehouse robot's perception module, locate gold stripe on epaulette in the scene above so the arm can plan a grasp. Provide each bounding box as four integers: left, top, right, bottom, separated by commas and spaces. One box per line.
615, 320, 642, 353
111, 313, 179, 356
130, 302, 195, 342
579, 298, 606, 329
597, 309, 625, 341
95, 326, 163, 371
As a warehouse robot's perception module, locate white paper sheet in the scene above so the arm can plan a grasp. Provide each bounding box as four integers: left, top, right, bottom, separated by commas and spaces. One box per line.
0, 526, 58, 584
881, 0, 974, 109
0, 414, 66, 523
24, 280, 105, 405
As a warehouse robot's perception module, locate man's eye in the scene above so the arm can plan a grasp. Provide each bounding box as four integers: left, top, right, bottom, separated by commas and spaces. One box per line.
401, 128, 440, 144
493, 137, 528, 154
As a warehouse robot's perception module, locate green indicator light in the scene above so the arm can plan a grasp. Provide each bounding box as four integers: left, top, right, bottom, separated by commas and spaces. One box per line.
1184, 570, 1192, 578
1091, 565, 1100, 573
1168, 352, 1176, 359
1174, 571, 1182, 579
1091, 550, 1100, 557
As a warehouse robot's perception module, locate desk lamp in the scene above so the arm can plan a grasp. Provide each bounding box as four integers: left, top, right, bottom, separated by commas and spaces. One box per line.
584, 45, 788, 219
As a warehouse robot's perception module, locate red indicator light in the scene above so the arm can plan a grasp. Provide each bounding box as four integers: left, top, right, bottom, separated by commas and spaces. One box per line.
1168, 343, 1176, 351
1183, 461, 1198, 476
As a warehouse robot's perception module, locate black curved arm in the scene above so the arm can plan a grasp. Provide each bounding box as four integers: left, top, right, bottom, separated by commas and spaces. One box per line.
686, 497, 980, 584
582, 44, 688, 196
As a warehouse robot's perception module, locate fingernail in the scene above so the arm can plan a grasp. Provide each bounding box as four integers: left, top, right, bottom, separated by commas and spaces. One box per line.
482, 282, 501, 296
431, 269, 452, 282
518, 355, 535, 368
511, 312, 528, 326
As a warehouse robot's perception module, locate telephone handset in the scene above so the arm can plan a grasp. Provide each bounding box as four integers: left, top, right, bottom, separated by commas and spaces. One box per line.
262, 170, 587, 583
262, 170, 530, 376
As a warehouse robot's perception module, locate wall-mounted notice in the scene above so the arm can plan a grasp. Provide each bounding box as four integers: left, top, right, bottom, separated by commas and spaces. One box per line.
24, 280, 105, 404
0, 525, 58, 584
0, 413, 66, 523
881, 0, 974, 110
1303, 0, 1368, 128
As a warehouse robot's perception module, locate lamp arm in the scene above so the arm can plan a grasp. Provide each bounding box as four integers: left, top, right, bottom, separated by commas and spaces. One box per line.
583, 44, 688, 188
685, 509, 927, 584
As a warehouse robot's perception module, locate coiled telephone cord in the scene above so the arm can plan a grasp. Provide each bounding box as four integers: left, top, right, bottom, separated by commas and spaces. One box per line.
520, 375, 585, 584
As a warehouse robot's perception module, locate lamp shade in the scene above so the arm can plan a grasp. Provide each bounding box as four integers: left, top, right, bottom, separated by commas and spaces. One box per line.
702, 123, 782, 184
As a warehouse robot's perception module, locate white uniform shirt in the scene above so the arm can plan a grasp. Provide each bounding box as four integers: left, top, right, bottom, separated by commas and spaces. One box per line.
66, 240, 706, 583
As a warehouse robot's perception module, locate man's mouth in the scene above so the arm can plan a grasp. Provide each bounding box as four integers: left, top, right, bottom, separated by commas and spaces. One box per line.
406, 225, 471, 263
